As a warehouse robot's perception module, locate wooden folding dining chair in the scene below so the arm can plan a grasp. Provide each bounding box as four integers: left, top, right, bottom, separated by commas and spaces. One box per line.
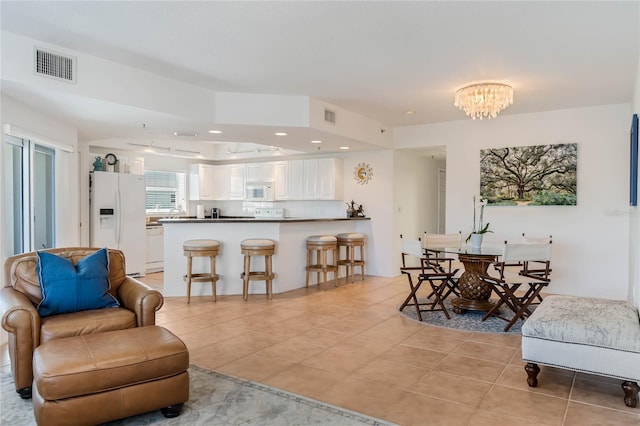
422, 232, 463, 300
398, 236, 458, 320
423, 231, 463, 266
480, 242, 552, 331
519, 234, 553, 305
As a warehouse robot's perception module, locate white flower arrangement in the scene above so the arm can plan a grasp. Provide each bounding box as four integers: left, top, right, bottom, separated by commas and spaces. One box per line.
467, 195, 492, 242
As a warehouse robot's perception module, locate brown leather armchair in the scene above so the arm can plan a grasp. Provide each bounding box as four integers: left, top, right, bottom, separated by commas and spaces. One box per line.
0, 247, 164, 398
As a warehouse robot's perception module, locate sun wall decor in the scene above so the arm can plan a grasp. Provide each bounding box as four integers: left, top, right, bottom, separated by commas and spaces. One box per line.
354, 162, 373, 185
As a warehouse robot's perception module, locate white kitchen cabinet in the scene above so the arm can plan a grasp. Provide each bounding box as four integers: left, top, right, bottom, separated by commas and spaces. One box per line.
303, 159, 318, 199
212, 164, 245, 200
246, 162, 275, 182
274, 162, 288, 199
317, 158, 344, 200
145, 226, 164, 273
275, 160, 303, 200
212, 166, 228, 200
229, 164, 246, 199
303, 158, 344, 200
189, 164, 214, 200
289, 160, 304, 199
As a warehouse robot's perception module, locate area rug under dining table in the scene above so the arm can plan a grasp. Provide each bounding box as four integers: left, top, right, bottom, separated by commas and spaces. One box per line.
398, 296, 525, 333
1, 364, 393, 425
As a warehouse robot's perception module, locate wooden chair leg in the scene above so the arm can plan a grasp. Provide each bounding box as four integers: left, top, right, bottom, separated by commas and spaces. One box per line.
504, 284, 545, 331
321, 249, 328, 289
210, 255, 216, 302
347, 246, 353, 282
305, 248, 311, 287
331, 248, 338, 287
399, 274, 425, 321
243, 255, 250, 301
482, 284, 509, 321
359, 244, 365, 280
266, 255, 273, 300
426, 278, 451, 319
316, 249, 321, 287
186, 255, 193, 304
398, 274, 418, 310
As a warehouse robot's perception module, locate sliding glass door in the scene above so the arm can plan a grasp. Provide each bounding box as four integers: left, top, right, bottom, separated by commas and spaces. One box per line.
4, 136, 25, 255
33, 145, 55, 250
3, 135, 55, 255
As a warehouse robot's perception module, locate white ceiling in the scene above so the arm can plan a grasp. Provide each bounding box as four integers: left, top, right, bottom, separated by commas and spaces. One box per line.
1, 1, 638, 157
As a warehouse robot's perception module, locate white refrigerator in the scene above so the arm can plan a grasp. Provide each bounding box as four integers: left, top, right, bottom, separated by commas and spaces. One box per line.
90, 171, 146, 276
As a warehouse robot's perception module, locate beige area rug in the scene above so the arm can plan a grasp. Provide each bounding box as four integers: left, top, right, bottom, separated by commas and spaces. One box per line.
1, 364, 395, 425
398, 296, 524, 333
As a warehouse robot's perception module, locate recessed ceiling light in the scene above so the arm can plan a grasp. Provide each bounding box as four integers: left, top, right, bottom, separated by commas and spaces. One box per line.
405, 110, 415, 115
339, 146, 350, 150
174, 131, 198, 137
311, 140, 322, 144
274, 132, 287, 136
208, 130, 222, 134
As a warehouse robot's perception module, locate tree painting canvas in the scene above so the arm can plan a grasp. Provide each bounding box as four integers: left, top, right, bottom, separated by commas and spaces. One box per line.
480, 143, 577, 206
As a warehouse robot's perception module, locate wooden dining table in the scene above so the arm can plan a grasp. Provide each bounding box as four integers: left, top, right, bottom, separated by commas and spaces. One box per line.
426, 245, 503, 314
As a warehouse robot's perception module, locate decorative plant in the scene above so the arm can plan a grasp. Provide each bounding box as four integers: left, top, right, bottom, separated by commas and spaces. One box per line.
466, 195, 492, 242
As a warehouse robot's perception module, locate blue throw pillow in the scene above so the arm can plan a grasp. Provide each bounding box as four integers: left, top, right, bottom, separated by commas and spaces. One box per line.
36, 248, 119, 317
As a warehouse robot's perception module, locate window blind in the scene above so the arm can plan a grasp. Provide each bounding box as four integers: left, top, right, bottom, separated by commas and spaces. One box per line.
144, 171, 186, 212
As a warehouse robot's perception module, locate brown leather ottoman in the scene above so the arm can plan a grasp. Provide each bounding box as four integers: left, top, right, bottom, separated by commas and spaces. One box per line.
32, 326, 189, 426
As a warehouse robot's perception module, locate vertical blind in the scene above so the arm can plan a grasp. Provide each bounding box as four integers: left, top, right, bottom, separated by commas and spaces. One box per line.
144, 171, 186, 212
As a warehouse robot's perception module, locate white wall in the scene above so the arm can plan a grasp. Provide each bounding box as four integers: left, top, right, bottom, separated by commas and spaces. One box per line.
2, 32, 215, 123
392, 150, 444, 271
341, 149, 395, 277
395, 103, 631, 300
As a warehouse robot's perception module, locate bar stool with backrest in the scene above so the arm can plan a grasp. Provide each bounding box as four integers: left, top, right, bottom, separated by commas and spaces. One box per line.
183, 239, 220, 303
241, 239, 276, 300
305, 235, 338, 289
336, 233, 365, 282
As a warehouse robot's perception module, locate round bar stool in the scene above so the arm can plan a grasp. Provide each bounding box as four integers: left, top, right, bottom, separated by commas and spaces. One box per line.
336, 233, 366, 283
183, 239, 220, 303
240, 239, 276, 301
305, 235, 338, 289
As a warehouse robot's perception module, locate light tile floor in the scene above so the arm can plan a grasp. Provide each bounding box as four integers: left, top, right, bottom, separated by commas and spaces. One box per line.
2, 273, 639, 425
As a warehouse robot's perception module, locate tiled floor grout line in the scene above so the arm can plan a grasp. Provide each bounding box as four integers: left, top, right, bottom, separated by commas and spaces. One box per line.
561, 374, 577, 426
150, 274, 640, 424
3, 273, 637, 425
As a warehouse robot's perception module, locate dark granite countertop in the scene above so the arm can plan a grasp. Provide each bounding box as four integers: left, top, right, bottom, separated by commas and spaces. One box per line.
159, 216, 370, 224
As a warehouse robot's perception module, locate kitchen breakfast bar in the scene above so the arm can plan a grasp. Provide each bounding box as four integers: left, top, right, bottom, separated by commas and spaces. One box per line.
159, 217, 371, 298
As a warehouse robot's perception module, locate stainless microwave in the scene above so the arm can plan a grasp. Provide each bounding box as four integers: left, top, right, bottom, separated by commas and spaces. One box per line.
246, 182, 275, 201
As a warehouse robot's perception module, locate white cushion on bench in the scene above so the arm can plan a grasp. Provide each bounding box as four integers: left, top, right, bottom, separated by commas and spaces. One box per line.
522, 295, 640, 382
522, 295, 640, 353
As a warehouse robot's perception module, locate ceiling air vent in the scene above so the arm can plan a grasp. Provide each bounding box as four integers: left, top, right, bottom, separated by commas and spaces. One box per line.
34, 47, 76, 83
324, 108, 336, 124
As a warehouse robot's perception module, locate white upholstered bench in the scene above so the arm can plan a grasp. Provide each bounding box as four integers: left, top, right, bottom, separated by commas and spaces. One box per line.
521, 295, 640, 408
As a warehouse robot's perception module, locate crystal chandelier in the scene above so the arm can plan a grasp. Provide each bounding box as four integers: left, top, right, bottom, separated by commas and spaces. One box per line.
454, 83, 513, 120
